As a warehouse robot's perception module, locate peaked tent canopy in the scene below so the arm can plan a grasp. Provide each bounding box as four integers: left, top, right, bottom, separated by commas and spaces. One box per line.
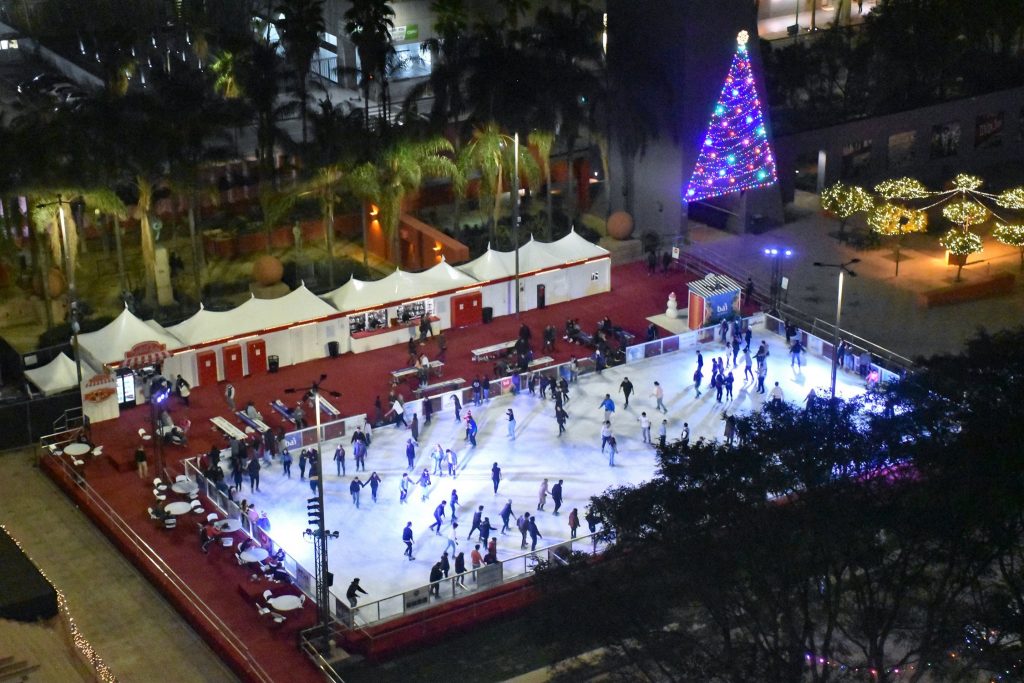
24, 353, 79, 395
518, 236, 570, 272
544, 228, 610, 263
324, 262, 479, 313
78, 307, 184, 367
458, 246, 517, 281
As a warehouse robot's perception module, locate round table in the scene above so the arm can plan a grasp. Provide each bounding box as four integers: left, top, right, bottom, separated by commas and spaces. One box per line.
171, 480, 199, 495
267, 594, 304, 611
240, 547, 269, 563
63, 443, 91, 457
215, 518, 243, 532
164, 501, 193, 516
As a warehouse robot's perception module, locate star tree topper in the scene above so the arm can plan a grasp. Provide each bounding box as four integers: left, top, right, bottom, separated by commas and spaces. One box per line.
684, 30, 778, 202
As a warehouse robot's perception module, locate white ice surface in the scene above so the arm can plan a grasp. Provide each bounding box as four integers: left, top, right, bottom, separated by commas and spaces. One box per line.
241, 323, 868, 612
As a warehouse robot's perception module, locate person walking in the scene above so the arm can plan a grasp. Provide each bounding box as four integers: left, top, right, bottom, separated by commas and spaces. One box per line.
769, 381, 785, 404
600, 421, 613, 453
551, 479, 563, 515
568, 508, 580, 539
428, 563, 443, 598
506, 408, 516, 439
446, 449, 458, 478
598, 394, 616, 421
491, 462, 502, 494
224, 383, 235, 412
334, 444, 346, 476
537, 478, 549, 511
652, 381, 667, 413
619, 377, 634, 408
556, 406, 568, 436
467, 505, 484, 540
135, 443, 148, 478
346, 578, 367, 608
607, 435, 618, 467
743, 346, 754, 382
450, 394, 461, 422
247, 456, 261, 493
430, 500, 447, 535
445, 523, 459, 557
658, 419, 668, 448
368, 472, 382, 502
353, 439, 367, 472
638, 412, 652, 444
350, 477, 366, 508
528, 515, 543, 551
681, 422, 690, 446
499, 499, 515, 534
402, 521, 415, 560
757, 361, 768, 394
693, 366, 704, 398
399, 472, 411, 504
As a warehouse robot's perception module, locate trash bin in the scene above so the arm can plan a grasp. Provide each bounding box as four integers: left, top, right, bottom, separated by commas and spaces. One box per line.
327, 341, 340, 358
482, 307, 494, 324
268, 355, 279, 373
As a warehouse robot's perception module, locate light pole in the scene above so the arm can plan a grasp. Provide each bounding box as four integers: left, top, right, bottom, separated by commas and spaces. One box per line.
813, 258, 859, 399
38, 195, 83, 387
511, 132, 521, 317
763, 247, 792, 314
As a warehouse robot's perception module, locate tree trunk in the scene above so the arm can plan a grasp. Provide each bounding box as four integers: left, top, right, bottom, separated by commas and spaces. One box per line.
361, 201, 369, 269
566, 133, 578, 224
113, 215, 127, 295
36, 225, 54, 331
325, 200, 336, 288
545, 161, 554, 241
490, 167, 502, 246
137, 180, 157, 306
187, 194, 203, 300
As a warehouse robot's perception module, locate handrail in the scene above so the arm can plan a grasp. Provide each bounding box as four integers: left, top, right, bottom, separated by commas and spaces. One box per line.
298, 628, 347, 683
39, 446, 275, 683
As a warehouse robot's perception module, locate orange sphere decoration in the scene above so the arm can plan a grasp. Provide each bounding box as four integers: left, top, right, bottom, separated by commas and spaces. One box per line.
251, 255, 284, 286
33, 267, 67, 298
607, 211, 634, 240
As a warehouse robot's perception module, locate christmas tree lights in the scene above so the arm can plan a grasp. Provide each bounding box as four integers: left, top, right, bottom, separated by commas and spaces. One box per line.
874, 177, 930, 201
951, 173, 984, 192
995, 187, 1024, 210
940, 229, 982, 255
868, 203, 927, 235
684, 31, 777, 202
942, 199, 989, 230
993, 223, 1024, 271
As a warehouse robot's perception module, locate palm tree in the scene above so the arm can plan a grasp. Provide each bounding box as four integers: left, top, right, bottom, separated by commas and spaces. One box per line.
238, 39, 297, 183
457, 123, 540, 245
295, 164, 348, 287
29, 188, 127, 286
404, 0, 472, 130
275, 0, 326, 146
347, 136, 456, 264
211, 51, 243, 99
344, 0, 396, 129
528, 129, 555, 240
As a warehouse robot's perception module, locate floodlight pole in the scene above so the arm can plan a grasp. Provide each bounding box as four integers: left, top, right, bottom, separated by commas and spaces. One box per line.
311, 389, 332, 655
813, 259, 859, 399
39, 195, 83, 387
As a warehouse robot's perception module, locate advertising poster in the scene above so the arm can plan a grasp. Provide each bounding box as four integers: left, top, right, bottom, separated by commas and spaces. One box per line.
887, 131, 916, 170
840, 139, 872, 179
975, 112, 1004, 149
930, 122, 961, 158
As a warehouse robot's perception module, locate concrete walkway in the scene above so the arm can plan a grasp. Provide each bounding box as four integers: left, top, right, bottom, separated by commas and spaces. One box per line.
685, 190, 1024, 359
0, 448, 236, 683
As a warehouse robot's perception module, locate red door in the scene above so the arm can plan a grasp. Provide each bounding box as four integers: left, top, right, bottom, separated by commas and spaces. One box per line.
450, 291, 483, 328
197, 350, 218, 386
223, 344, 244, 381
245, 339, 267, 376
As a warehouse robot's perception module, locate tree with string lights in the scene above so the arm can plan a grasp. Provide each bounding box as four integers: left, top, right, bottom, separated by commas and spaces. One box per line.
993, 223, 1024, 271
684, 31, 777, 203
868, 202, 927, 276
821, 180, 874, 241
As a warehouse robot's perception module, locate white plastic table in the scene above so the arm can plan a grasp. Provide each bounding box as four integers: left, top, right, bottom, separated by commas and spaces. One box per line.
215, 518, 242, 532
171, 480, 199, 495
63, 443, 91, 457
165, 502, 193, 516
240, 547, 269, 563
267, 594, 303, 611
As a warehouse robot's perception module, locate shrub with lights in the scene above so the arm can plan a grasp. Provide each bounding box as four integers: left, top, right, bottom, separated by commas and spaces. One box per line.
868, 203, 927, 276
939, 229, 983, 281
993, 223, 1024, 271
821, 181, 874, 240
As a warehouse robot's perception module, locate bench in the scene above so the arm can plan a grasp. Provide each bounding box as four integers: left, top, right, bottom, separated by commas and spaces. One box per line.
313, 395, 341, 418
236, 411, 271, 433
391, 360, 444, 383
270, 400, 297, 424
471, 340, 516, 362
527, 356, 555, 369
211, 416, 247, 441
414, 377, 466, 397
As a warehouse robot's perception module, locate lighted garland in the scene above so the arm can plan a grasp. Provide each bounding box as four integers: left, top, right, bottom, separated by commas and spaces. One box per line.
951, 173, 984, 192
993, 223, 1024, 247
821, 182, 874, 219
868, 203, 927, 236
939, 229, 983, 256
874, 177, 930, 201
684, 31, 777, 202
942, 199, 989, 230
0, 525, 118, 682
995, 187, 1024, 210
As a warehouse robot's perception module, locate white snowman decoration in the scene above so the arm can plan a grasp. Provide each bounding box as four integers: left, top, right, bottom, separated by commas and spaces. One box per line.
666, 292, 679, 319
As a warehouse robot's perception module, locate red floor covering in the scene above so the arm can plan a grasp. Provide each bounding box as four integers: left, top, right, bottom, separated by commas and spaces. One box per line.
55, 261, 699, 681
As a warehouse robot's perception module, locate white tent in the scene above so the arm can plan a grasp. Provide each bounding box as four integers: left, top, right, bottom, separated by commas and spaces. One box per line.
78, 307, 184, 367
24, 352, 79, 395
544, 228, 610, 263
324, 262, 478, 312
458, 246, 517, 281
169, 285, 338, 346
517, 236, 566, 272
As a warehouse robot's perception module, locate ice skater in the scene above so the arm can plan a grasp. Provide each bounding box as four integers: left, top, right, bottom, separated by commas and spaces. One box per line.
638, 412, 651, 444
491, 462, 502, 494
506, 408, 516, 439
430, 500, 447, 535
346, 578, 367, 608
368, 472, 382, 502
349, 477, 366, 508
333, 444, 346, 476
499, 499, 515, 534
607, 435, 618, 467
619, 377, 634, 408
652, 381, 667, 414
402, 521, 415, 560
353, 438, 367, 472
446, 523, 459, 556
658, 419, 668, 448
399, 473, 411, 504
551, 479, 563, 515
598, 394, 616, 421
450, 394, 461, 422
446, 449, 458, 478
405, 438, 416, 470
537, 478, 549, 511
600, 421, 613, 453
467, 505, 484, 540
528, 515, 542, 551
431, 444, 445, 475
450, 489, 460, 520
568, 508, 579, 538
693, 366, 704, 398
418, 468, 432, 501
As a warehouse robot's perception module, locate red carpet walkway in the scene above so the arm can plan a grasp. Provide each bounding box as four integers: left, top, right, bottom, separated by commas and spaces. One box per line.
49, 261, 698, 681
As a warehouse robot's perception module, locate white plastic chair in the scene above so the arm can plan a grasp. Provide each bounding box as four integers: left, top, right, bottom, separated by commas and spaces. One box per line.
153, 489, 166, 501
271, 613, 286, 624
257, 607, 270, 616
190, 499, 205, 515
163, 517, 176, 529
175, 474, 187, 483
206, 512, 219, 522
263, 589, 273, 600
153, 478, 168, 491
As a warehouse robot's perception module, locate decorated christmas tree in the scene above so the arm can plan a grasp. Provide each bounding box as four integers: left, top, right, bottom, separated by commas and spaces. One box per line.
684, 31, 777, 202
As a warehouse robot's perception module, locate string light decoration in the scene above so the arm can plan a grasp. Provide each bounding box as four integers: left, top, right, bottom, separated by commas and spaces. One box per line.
951, 173, 984, 192
684, 30, 777, 202
942, 199, 989, 231
0, 525, 117, 683
940, 229, 983, 281
869, 203, 927, 235
993, 223, 1024, 271
995, 187, 1024, 210
821, 181, 874, 236
874, 177, 930, 201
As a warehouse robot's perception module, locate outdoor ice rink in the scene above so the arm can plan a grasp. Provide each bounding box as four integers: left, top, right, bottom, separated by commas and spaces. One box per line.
242, 321, 870, 616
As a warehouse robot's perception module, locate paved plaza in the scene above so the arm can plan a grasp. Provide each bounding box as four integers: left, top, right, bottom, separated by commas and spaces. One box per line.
237, 321, 869, 617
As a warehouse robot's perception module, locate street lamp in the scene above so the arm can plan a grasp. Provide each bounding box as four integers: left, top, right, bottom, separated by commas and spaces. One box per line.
510, 132, 521, 316
150, 381, 170, 479
813, 259, 860, 399
763, 247, 792, 314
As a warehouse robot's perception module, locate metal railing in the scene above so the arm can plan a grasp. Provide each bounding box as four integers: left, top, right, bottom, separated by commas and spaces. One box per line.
37, 445, 275, 683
